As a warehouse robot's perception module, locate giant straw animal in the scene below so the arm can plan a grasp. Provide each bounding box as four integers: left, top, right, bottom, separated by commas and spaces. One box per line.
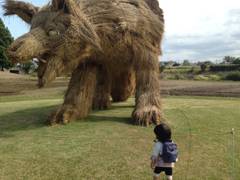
3, 0, 164, 126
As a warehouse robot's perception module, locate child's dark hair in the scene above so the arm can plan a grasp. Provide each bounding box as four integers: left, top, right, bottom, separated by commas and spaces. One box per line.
154, 123, 172, 142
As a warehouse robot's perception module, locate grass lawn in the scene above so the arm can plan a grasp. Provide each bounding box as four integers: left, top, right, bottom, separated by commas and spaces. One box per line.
0, 94, 240, 180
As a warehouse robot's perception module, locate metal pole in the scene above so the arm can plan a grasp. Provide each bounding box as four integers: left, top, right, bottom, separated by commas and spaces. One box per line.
231, 128, 235, 180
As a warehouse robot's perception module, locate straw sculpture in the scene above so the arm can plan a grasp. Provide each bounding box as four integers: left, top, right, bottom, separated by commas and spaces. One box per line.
3, 0, 164, 126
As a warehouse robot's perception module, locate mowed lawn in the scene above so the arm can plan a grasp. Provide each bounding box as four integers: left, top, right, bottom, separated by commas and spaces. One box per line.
0, 94, 240, 180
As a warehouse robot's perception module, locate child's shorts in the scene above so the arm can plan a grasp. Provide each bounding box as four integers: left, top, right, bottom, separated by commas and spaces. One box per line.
154, 167, 173, 176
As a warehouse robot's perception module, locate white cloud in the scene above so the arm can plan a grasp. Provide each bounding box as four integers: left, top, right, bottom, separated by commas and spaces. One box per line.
160, 0, 240, 61
1, 0, 240, 62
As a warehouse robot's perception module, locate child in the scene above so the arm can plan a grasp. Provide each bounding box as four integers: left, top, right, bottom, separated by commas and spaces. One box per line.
151, 123, 178, 180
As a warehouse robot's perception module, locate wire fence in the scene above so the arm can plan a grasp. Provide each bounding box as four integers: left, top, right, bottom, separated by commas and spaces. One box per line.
165, 109, 239, 180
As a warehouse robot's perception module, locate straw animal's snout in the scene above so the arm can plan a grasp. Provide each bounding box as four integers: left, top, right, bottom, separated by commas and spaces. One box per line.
3, 0, 101, 90
7, 28, 48, 63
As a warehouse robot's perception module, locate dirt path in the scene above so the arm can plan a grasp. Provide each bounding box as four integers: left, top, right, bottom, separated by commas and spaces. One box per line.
161, 80, 240, 97
0, 71, 68, 96
0, 72, 239, 97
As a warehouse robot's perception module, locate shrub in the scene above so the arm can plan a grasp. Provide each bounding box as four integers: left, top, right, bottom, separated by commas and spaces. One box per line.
194, 75, 209, 81
160, 65, 166, 73
233, 58, 240, 65
194, 74, 222, 81
182, 60, 191, 66
20, 61, 37, 74
225, 72, 240, 81
161, 74, 186, 80
209, 65, 240, 72
172, 63, 181, 67
174, 74, 185, 80
188, 67, 195, 73
200, 64, 207, 72
208, 74, 221, 81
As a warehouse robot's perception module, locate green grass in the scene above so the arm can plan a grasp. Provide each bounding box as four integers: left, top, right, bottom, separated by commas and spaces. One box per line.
0, 95, 240, 180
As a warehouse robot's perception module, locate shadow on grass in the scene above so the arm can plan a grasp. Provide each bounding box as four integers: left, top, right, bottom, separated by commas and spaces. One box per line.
0, 105, 57, 137
110, 105, 134, 110
0, 104, 134, 137
84, 115, 132, 125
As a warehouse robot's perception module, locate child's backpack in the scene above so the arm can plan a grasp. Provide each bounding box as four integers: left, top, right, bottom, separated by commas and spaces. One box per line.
161, 141, 178, 163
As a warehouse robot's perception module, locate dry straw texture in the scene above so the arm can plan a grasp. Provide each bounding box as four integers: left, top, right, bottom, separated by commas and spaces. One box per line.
3, 0, 164, 125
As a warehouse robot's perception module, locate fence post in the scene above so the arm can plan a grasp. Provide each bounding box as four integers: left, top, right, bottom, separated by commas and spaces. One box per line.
231, 128, 235, 180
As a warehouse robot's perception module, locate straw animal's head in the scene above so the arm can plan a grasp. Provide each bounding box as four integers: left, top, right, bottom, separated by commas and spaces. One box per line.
3, 0, 100, 87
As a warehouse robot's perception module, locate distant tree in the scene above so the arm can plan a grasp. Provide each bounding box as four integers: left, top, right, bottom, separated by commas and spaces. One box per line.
20, 61, 37, 74
159, 65, 165, 73
165, 61, 176, 67
203, 61, 213, 65
222, 56, 236, 64
159, 61, 165, 66
233, 58, 240, 65
200, 63, 207, 72
172, 62, 180, 67
182, 60, 191, 66
188, 66, 195, 73
197, 61, 213, 65
0, 18, 13, 71
0, 47, 8, 71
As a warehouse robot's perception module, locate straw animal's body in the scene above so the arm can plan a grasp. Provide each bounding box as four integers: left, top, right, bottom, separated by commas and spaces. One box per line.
3, 0, 164, 125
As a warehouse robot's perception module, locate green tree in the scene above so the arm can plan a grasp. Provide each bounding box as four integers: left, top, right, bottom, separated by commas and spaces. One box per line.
0, 18, 14, 71
200, 63, 207, 72
202, 61, 213, 65
222, 56, 236, 64
21, 61, 36, 74
182, 59, 191, 66
159, 65, 165, 73
233, 58, 240, 65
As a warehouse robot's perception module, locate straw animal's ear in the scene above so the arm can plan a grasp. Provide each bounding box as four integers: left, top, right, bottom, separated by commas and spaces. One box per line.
52, 0, 65, 10
2, 0, 39, 24
52, 0, 77, 15
52, 0, 100, 50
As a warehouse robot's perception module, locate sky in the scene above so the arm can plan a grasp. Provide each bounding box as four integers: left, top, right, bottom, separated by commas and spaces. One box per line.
1, 0, 240, 62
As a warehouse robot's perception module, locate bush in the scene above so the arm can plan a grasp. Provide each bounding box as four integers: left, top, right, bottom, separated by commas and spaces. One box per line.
159, 65, 166, 73
20, 61, 37, 74
194, 75, 209, 81
182, 60, 191, 66
200, 64, 207, 72
161, 73, 186, 80
225, 72, 240, 81
209, 65, 240, 72
172, 63, 181, 67
174, 74, 185, 80
194, 74, 222, 81
233, 58, 240, 65
208, 74, 221, 81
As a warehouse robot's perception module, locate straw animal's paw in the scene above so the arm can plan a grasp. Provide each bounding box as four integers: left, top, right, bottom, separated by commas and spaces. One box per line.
132, 106, 161, 126
48, 106, 77, 125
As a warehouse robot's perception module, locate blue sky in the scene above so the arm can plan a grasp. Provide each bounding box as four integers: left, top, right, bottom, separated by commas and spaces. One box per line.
1, 0, 240, 62
0, 0, 48, 37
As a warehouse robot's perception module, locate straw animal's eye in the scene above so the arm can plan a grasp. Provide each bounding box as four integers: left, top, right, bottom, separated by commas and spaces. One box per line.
48, 30, 60, 36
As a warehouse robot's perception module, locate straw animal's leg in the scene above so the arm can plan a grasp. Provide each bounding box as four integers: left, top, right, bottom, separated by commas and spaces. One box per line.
132, 54, 161, 126
48, 63, 97, 125
92, 66, 111, 110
